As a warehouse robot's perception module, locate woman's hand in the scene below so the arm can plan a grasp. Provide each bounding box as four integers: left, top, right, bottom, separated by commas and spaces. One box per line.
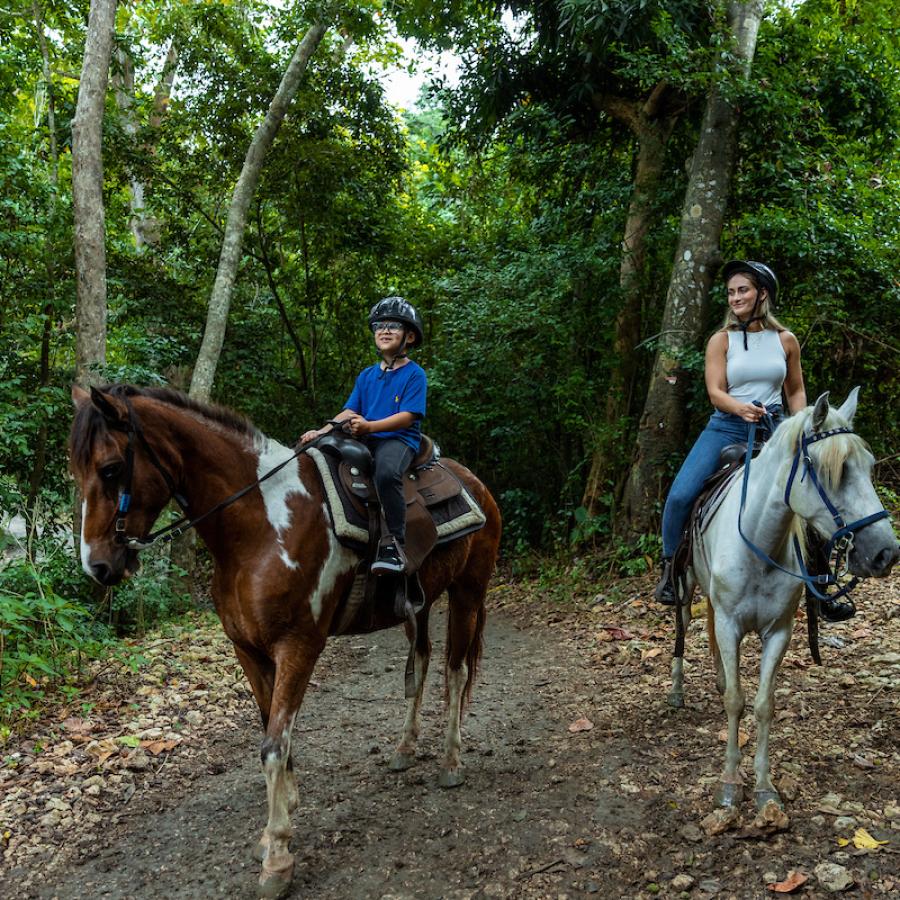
300, 429, 322, 444
347, 415, 370, 437
735, 402, 766, 423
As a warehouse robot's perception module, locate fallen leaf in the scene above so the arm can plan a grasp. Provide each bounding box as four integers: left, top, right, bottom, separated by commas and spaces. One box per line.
767, 870, 808, 893
851, 828, 888, 850
641, 647, 663, 661
568, 717, 594, 733
25, 673, 38, 688
717, 728, 750, 748
691, 599, 707, 617
600, 626, 635, 641
141, 739, 180, 755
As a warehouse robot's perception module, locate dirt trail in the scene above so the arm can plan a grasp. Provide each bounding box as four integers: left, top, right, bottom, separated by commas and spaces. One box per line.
2, 578, 898, 899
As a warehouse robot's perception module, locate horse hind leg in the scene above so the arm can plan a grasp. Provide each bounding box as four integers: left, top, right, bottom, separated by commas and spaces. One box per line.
439, 578, 487, 789
668, 576, 695, 708
389, 609, 432, 772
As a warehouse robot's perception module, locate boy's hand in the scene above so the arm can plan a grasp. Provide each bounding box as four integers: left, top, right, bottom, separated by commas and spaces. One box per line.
300, 429, 322, 443
347, 415, 370, 437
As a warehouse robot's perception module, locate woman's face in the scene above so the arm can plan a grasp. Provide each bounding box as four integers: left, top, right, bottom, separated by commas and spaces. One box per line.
727, 274, 764, 321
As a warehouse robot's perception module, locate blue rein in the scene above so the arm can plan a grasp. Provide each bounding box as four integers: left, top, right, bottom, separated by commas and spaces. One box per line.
737, 416, 888, 601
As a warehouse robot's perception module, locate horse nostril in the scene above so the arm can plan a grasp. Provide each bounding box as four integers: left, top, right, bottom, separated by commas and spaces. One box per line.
91, 562, 113, 585
872, 545, 900, 575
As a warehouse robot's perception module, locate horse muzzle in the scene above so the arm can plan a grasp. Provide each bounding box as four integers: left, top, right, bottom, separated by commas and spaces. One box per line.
86, 548, 141, 586
848, 542, 899, 578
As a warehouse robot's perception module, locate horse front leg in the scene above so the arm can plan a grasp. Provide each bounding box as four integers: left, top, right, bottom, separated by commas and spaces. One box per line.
232, 645, 299, 864
753, 623, 792, 810
713, 620, 745, 808
257, 644, 321, 900
389, 611, 432, 771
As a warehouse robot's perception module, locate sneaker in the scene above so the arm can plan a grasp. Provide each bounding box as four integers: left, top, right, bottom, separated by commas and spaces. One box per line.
654, 558, 676, 606
817, 594, 855, 623
371, 538, 408, 576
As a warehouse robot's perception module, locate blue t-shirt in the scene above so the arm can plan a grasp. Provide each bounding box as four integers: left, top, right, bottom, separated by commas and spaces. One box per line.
345, 360, 427, 451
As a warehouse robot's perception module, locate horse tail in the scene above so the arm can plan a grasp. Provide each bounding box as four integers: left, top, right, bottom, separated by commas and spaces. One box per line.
706, 599, 718, 660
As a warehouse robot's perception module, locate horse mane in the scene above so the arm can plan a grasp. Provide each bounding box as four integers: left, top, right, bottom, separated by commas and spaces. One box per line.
762, 400, 872, 562
766, 402, 870, 491
70, 383, 262, 470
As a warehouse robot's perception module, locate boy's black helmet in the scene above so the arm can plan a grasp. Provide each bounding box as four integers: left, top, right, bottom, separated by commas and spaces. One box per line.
369, 296, 424, 347
722, 260, 779, 307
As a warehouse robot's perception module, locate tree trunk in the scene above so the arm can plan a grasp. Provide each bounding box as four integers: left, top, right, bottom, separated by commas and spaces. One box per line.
72, 0, 117, 387
189, 22, 327, 402
620, 0, 765, 535
27, 1, 60, 532
581, 85, 679, 515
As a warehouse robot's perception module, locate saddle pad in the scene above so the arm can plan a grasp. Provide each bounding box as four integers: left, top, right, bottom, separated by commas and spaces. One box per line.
306, 448, 486, 551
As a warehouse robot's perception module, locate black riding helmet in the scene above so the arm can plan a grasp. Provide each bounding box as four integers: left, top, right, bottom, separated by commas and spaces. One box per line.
722, 260, 779, 307
722, 260, 779, 351
368, 296, 424, 348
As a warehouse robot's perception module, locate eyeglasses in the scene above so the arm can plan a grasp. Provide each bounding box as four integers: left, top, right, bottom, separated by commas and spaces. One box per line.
371, 320, 405, 333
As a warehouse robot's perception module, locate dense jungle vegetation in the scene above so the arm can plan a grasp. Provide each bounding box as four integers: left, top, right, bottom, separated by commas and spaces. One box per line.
1, 0, 898, 722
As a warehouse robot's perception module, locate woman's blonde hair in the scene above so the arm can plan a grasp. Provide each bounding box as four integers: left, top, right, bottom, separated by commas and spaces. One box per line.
720, 270, 786, 332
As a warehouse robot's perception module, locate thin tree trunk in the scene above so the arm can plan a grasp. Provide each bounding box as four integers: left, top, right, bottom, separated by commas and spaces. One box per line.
620, 0, 765, 535
189, 22, 327, 402
581, 85, 679, 515
73, 0, 117, 387
27, 1, 61, 532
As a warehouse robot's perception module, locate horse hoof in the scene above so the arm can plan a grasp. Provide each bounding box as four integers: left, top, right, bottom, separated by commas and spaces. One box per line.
714, 781, 744, 808
252, 833, 269, 863
667, 691, 685, 708
258, 854, 294, 900
388, 751, 416, 772
754, 790, 783, 811
438, 768, 465, 789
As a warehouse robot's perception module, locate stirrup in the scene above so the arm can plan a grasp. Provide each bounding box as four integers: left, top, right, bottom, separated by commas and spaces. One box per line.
654, 559, 676, 606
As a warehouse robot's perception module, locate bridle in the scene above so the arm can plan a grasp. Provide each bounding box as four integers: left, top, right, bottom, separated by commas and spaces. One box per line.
102, 398, 306, 551
738, 419, 889, 601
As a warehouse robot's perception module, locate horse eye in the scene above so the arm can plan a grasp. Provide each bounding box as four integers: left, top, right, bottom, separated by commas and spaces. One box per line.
100, 463, 123, 482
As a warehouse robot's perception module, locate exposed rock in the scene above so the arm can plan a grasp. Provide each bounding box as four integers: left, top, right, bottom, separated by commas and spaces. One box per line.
814, 862, 854, 893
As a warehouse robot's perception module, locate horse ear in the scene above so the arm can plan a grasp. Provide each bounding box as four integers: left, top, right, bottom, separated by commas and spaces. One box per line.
836, 386, 860, 425
72, 385, 90, 408
811, 392, 830, 432
90, 386, 128, 424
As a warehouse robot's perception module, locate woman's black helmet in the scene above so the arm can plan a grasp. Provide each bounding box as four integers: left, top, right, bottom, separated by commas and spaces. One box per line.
722, 260, 779, 307
368, 296, 424, 347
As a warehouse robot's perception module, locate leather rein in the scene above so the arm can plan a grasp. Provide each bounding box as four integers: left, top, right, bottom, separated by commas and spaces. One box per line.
107, 398, 308, 551
737, 418, 888, 601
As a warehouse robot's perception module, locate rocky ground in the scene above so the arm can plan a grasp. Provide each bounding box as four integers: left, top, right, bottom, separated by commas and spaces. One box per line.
1, 573, 897, 899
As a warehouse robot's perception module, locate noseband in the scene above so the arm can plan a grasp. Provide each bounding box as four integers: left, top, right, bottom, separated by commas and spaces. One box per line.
101, 398, 305, 551
738, 421, 889, 601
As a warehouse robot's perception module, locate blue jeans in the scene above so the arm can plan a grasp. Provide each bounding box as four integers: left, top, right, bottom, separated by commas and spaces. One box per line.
661, 406, 783, 557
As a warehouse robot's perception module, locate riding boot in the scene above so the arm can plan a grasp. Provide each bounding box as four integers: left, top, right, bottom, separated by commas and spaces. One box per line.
654, 558, 676, 606
817, 594, 856, 623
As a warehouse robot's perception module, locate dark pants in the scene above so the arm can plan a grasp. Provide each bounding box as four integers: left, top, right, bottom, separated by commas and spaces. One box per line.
371, 438, 414, 542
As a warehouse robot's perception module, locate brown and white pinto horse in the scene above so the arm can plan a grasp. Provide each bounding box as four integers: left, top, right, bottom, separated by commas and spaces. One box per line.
70, 384, 501, 899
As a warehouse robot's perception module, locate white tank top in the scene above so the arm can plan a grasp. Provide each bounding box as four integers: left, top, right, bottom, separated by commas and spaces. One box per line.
725, 328, 787, 407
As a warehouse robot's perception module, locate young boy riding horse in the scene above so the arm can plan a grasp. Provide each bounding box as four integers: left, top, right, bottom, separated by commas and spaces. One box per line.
300, 296, 426, 577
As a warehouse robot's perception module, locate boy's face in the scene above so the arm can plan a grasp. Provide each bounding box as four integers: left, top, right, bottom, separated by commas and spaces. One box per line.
372, 320, 412, 356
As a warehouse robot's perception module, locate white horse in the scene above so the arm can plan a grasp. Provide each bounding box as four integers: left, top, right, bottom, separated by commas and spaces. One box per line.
670, 388, 898, 810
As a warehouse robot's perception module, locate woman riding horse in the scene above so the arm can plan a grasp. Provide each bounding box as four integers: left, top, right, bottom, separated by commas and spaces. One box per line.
653, 260, 851, 621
